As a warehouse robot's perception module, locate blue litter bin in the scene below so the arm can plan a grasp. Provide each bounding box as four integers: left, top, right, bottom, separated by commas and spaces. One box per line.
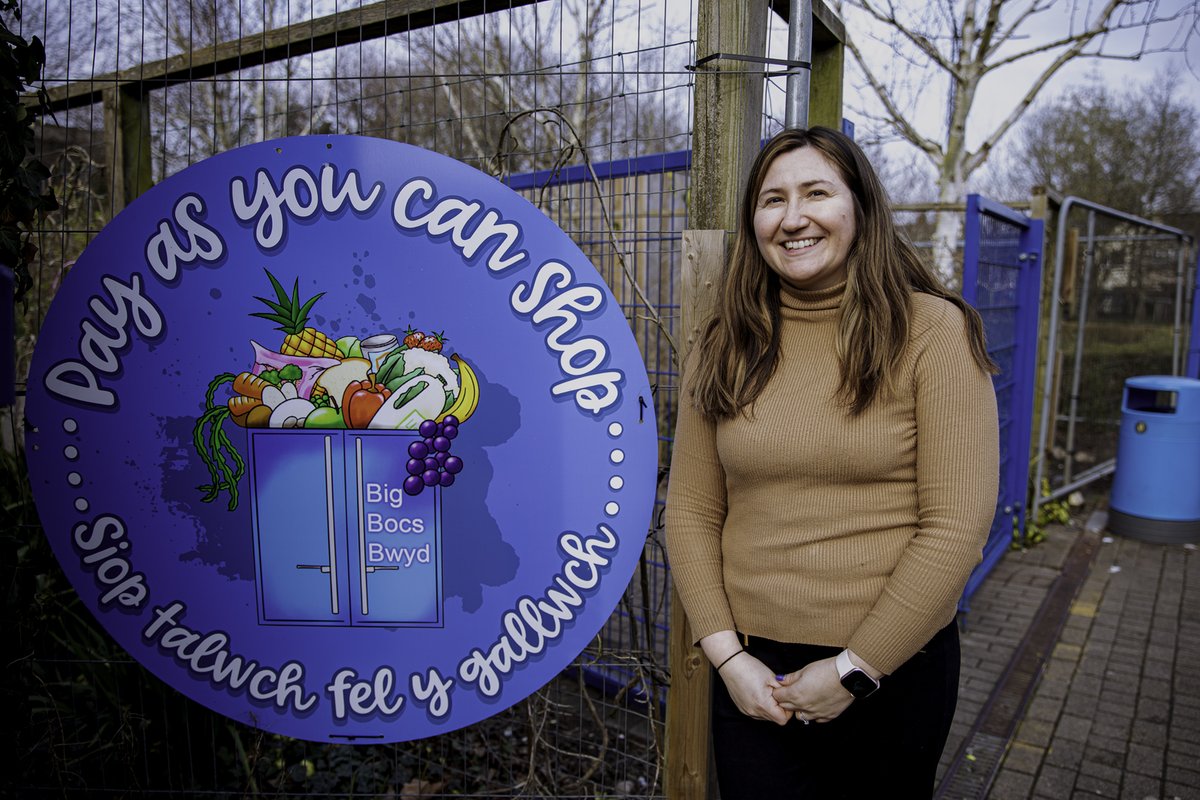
1109, 375, 1200, 543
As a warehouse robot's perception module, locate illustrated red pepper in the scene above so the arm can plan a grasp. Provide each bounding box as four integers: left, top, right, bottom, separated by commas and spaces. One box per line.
341, 379, 392, 429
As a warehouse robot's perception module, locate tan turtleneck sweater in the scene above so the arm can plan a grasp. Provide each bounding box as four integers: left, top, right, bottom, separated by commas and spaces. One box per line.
665, 282, 999, 675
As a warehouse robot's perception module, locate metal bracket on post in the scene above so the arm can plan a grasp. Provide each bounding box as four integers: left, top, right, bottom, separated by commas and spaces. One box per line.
686, 52, 812, 77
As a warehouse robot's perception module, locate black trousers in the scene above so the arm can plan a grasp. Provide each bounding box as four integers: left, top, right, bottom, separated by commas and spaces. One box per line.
711, 622, 959, 800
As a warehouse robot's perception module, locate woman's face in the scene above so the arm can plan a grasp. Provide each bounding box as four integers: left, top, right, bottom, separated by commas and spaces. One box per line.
752, 146, 857, 293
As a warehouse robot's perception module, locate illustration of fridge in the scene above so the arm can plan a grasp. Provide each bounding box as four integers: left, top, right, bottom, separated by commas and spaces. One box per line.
247, 429, 443, 627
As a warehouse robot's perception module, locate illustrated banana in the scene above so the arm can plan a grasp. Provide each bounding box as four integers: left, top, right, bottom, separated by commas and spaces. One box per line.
440, 354, 479, 423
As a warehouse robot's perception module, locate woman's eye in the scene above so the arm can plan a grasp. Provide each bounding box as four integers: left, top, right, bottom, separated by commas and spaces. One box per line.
809, 190, 827, 198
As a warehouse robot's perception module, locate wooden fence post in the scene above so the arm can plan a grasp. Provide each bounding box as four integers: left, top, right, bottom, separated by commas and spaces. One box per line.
665, 0, 768, 795
102, 84, 153, 214
664, 229, 726, 798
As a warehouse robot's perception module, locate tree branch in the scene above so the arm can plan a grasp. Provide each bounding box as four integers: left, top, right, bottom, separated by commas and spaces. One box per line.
974, 0, 1007, 60
965, 13, 1123, 175
939, 0, 960, 42
847, 0, 960, 76
991, 0, 1058, 55
982, 0, 1194, 73
844, 34, 943, 160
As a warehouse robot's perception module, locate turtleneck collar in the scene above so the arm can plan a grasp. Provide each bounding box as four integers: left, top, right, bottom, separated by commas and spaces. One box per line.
779, 280, 846, 315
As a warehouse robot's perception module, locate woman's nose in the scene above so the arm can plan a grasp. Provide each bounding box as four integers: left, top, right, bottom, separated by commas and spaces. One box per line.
781, 201, 809, 229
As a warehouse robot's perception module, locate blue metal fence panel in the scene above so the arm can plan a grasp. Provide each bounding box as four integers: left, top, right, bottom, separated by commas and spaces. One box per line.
960, 194, 1044, 613
1189, 250, 1200, 379
505, 149, 689, 704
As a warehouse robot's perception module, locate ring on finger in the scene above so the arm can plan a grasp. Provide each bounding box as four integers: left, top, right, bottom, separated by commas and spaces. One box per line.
799, 713, 810, 725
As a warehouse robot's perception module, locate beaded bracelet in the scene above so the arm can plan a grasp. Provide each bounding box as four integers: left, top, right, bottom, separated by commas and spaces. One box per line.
715, 649, 745, 672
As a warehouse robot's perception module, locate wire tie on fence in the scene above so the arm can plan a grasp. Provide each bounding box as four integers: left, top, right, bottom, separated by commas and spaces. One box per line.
686, 52, 812, 78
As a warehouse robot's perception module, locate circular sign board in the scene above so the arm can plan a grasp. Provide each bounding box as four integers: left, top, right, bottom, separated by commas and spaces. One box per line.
25, 136, 658, 743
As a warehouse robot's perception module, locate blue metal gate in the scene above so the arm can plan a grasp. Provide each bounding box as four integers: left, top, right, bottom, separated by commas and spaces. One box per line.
960, 194, 1044, 612
1188, 249, 1200, 379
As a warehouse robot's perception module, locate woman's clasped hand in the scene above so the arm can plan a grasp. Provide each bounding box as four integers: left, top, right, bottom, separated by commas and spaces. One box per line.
771, 656, 854, 724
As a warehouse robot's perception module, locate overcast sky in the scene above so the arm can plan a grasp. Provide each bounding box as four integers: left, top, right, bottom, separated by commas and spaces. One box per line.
770, 0, 1198, 146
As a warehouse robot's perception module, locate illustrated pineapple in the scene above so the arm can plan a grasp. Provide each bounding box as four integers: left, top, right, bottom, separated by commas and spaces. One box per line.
251, 269, 341, 359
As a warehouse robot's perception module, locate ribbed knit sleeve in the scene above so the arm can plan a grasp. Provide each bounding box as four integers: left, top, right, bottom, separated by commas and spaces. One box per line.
664, 361, 736, 642
846, 297, 999, 673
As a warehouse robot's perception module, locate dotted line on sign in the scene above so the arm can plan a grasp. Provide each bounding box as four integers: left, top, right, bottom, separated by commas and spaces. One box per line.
62, 418, 89, 512
605, 421, 623, 518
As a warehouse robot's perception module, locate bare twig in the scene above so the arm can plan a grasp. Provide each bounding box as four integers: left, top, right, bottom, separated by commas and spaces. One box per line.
842, 34, 943, 161
489, 106, 680, 360
564, 668, 609, 791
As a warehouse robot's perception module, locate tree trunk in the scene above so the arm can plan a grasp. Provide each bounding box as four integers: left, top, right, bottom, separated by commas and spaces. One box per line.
931, 176, 965, 286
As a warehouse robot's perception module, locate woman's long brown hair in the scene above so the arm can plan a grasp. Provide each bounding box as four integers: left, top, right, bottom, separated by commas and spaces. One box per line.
688, 127, 996, 419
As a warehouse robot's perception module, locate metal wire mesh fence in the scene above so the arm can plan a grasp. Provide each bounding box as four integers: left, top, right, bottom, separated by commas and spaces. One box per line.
5, 0, 695, 795
1043, 211, 1194, 493
508, 148, 690, 709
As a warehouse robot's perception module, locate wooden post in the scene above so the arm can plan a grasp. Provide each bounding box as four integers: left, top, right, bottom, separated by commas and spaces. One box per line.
808, 1, 847, 130
688, 0, 769, 238
1063, 228, 1080, 313
1027, 185, 1056, 489
102, 84, 153, 215
666, 230, 725, 800
680, 232, 727, 355
665, 0, 768, 797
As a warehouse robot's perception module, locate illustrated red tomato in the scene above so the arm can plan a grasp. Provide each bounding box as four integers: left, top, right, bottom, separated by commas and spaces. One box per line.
341, 380, 391, 428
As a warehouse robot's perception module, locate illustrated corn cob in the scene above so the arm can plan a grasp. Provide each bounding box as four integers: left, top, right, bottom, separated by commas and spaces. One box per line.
251, 269, 341, 359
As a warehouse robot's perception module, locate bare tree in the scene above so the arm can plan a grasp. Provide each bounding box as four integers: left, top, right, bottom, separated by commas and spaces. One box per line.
836, 0, 1199, 277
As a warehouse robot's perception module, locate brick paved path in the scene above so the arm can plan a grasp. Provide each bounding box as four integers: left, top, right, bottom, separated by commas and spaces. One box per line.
937, 522, 1200, 800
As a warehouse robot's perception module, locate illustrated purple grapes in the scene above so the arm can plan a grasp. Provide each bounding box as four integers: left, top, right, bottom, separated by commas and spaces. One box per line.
408, 418, 466, 490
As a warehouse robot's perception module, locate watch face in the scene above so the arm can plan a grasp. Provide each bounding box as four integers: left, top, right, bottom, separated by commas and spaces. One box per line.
842, 670, 879, 698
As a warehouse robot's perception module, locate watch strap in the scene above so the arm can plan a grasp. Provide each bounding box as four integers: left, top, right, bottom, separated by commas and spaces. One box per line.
835, 649, 881, 698
835, 649, 857, 679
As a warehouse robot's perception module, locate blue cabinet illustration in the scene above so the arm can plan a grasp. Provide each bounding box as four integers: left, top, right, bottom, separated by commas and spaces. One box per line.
248, 430, 443, 627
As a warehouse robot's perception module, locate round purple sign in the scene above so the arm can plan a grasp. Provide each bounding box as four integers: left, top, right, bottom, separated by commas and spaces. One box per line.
25, 135, 658, 743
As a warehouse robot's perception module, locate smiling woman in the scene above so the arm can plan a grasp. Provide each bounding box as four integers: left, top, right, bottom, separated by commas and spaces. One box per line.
752, 147, 856, 293
666, 126, 1001, 800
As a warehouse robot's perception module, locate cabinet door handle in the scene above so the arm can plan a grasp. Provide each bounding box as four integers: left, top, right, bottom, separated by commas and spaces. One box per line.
323, 435, 340, 615
354, 437, 371, 615
296, 564, 332, 574
365, 565, 399, 573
